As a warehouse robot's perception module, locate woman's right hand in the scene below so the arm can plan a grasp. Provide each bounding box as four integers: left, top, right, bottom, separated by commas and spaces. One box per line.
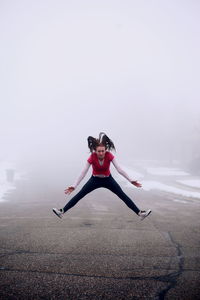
64, 186, 75, 195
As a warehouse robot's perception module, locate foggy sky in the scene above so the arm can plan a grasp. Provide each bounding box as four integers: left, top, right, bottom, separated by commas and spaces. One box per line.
1, 0, 200, 168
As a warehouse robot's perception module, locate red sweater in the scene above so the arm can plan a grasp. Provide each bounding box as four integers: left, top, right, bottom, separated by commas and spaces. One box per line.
87, 151, 115, 176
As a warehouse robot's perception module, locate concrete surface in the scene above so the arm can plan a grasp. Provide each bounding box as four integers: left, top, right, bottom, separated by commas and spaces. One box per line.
0, 175, 200, 299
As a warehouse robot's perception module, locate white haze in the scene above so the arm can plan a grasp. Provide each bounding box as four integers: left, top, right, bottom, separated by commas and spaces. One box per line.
0, 0, 200, 176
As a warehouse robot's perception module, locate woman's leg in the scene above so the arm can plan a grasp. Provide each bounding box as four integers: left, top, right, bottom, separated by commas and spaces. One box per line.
103, 176, 140, 215
63, 176, 101, 213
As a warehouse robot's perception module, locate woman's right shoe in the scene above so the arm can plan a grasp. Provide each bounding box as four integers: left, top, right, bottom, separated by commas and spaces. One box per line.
52, 208, 64, 219
138, 209, 151, 221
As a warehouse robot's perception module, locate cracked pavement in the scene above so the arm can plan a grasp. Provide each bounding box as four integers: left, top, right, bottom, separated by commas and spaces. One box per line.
0, 175, 200, 299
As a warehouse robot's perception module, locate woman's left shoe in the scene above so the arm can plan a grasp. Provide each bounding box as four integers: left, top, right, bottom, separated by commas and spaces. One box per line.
138, 209, 151, 221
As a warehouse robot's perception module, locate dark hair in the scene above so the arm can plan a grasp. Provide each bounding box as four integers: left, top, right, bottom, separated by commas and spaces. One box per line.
87, 132, 116, 153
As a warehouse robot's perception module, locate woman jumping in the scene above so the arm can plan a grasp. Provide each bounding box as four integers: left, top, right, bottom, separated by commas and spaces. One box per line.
53, 132, 151, 221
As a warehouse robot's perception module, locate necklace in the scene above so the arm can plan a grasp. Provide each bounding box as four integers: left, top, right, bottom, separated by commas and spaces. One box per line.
98, 159, 104, 166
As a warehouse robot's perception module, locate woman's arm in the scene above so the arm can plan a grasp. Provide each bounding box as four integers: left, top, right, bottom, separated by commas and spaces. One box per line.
111, 158, 133, 182
72, 162, 91, 189
111, 158, 142, 187
64, 162, 91, 194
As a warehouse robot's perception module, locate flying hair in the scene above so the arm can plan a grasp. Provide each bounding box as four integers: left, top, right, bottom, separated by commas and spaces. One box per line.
87, 132, 116, 153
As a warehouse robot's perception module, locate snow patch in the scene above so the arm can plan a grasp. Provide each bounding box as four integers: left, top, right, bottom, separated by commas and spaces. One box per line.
146, 167, 190, 176
177, 179, 200, 189
134, 180, 200, 198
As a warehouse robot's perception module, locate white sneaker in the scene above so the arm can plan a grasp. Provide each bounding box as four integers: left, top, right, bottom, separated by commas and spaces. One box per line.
52, 208, 64, 219
138, 209, 151, 221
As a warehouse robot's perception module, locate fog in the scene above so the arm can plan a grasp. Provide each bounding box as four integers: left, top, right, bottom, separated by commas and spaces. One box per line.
1, 0, 200, 176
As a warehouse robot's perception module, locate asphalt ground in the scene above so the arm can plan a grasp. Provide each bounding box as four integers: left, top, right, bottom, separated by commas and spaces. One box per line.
0, 174, 200, 300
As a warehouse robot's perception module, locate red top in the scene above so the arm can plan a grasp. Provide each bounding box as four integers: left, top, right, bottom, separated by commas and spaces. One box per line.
87, 151, 115, 176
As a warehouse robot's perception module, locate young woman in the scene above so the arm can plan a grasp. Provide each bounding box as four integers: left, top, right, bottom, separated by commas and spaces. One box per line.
53, 132, 151, 220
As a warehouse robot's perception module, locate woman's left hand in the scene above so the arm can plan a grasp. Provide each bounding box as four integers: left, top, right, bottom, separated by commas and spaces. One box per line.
131, 181, 142, 188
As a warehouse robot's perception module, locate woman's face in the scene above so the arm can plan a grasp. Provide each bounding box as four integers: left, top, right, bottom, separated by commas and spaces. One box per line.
96, 146, 106, 160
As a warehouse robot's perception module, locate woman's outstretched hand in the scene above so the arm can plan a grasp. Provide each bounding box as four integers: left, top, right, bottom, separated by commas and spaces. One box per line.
64, 186, 75, 194
131, 181, 142, 188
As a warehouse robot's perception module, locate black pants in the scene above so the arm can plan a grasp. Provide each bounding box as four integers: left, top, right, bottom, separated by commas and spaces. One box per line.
63, 175, 140, 215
